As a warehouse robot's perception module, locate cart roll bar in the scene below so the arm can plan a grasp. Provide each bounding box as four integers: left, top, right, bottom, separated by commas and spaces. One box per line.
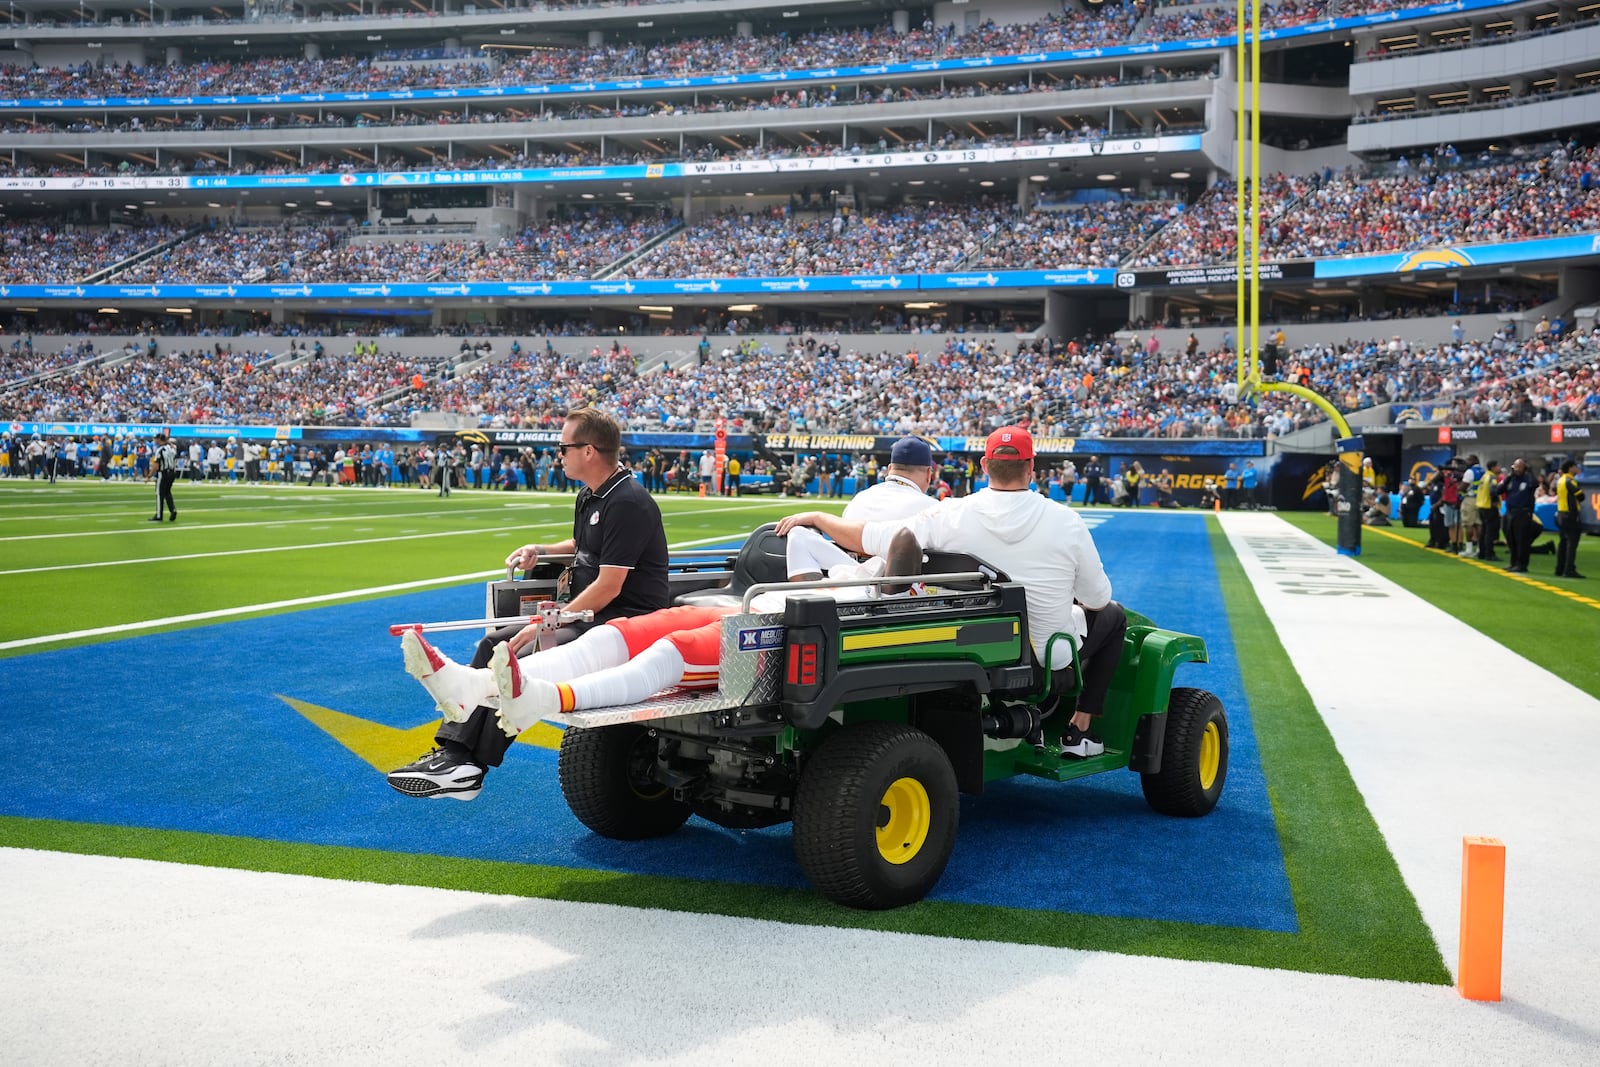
389, 605, 594, 637
739, 571, 993, 613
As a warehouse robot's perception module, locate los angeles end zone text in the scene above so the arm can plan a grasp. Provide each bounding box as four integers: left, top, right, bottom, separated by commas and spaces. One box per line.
506, 558, 1229, 910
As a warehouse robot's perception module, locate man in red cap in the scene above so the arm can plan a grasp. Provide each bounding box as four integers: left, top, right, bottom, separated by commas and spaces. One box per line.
778, 426, 1125, 757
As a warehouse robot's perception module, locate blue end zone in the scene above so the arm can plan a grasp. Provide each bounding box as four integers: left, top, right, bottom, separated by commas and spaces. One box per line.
1, 512, 1295, 932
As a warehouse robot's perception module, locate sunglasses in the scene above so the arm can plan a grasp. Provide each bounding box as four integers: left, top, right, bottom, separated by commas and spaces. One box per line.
555, 442, 591, 455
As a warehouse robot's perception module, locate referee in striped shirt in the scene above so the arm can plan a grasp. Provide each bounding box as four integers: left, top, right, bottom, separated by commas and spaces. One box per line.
149, 433, 179, 523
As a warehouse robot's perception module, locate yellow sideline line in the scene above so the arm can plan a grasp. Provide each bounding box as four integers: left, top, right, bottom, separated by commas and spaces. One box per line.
1364, 525, 1600, 610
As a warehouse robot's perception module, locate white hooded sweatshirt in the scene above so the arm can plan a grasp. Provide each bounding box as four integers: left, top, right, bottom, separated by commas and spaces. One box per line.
861, 487, 1112, 668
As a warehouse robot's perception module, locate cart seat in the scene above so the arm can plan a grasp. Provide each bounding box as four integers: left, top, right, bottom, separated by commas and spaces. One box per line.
674, 522, 789, 608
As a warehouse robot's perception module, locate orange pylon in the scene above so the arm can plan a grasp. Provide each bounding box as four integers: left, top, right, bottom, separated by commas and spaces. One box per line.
1459, 836, 1506, 1001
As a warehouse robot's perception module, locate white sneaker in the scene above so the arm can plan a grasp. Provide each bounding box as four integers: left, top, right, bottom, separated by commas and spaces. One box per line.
490, 642, 561, 736
1463, 543, 1478, 558
400, 628, 491, 723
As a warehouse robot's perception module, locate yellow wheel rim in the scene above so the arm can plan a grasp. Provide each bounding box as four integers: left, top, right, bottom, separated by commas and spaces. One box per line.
877, 777, 932, 865
1198, 721, 1221, 791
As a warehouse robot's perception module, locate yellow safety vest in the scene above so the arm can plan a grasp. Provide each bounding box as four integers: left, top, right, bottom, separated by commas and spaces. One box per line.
1557, 474, 1582, 514
1476, 471, 1494, 509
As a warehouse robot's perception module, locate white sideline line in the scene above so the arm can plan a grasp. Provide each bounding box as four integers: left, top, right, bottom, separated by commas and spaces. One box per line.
0, 532, 746, 651
1218, 511, 1600, 1032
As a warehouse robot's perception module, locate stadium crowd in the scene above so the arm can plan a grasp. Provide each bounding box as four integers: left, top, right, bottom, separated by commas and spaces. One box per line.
0, 68, 1212, 145
975, 199, 1181, 269
462, 209, 679, 282
4, 0, 1453, 111
1141, 0, 1330, 42
0, 221, 189, 284
615, 199, 1018, 280
0, 7, 1149, 103
0, 340, 445, 426
0, 141, 1591, 287
1132, 143, 1600, 264
7, 318, 1594, 437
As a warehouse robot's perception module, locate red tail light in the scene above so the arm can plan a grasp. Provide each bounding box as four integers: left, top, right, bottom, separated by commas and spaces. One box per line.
786, 642, 818, 687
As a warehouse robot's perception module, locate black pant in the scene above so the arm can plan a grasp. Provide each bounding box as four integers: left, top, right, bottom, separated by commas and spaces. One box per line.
155, 472, 177, 518
1506, 508, 1534, 570
1556, 512, 1582, 575
1043, 602, 1127, 719
435, 621, 590, 769
1478, 506, 1501, 557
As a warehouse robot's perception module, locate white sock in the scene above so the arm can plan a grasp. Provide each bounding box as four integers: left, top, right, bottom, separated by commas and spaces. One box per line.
426, 660, 496, 715
515, 624, 629, 682
569, 639, 686, 710
402, 631, 497, 718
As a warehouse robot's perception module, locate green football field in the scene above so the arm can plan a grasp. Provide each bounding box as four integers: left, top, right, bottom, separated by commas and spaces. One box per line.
3, 478, 1595, 983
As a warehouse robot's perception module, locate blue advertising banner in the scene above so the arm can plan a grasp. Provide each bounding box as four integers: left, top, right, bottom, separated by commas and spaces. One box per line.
0, 269, 1104, 302
10, 420, 300, 441
1314, 232, 1600, 280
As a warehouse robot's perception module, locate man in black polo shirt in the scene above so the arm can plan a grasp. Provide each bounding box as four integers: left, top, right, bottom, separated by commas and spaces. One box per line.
388, 408, 669, 800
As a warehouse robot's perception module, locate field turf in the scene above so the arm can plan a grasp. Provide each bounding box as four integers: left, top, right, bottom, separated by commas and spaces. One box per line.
0, 479, 1486, 982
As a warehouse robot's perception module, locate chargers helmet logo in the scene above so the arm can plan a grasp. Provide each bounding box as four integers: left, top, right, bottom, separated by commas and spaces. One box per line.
1396, 248, 1474, 272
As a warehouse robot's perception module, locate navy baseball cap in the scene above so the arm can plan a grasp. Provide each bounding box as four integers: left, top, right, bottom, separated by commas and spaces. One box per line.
889, 436, 935, 466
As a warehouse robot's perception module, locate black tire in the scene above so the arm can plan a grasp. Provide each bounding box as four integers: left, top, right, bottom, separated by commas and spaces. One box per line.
558, 724, 691, 840
792, 721, 959, 910
1140, 687, 1228, 817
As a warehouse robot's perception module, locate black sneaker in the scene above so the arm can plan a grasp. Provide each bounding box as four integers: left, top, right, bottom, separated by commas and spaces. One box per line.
1563, 571, 1587, 580
1059, 723, 1105, 758
147, 516, 163, 522
386, 747, 485, 801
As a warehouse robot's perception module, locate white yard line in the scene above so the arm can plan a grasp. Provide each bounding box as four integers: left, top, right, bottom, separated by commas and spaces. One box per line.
1, 504, 333, 522
0, 570, 506, 651
0, 495, 786, 540
0, 522, 571, 577
1218, 511, 1600, 1031
0, 504, 545, 542
0, 533, 747, 649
